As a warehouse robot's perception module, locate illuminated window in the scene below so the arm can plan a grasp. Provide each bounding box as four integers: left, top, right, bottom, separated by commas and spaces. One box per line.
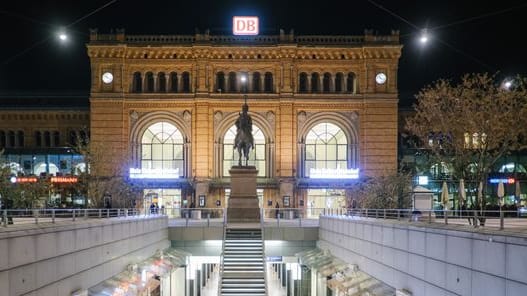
223, 124, 266, 177
464, 132, 487, 149
141, 122, 184, 173
304, 122, 348, 177
430, 162, 451, 179
499, 162, 527, 173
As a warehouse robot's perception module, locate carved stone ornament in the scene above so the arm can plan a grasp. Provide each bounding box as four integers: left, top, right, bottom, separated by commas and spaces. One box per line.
183, 110, 191, 122
214, 111, 223, 124
130, 110, 139, 122
297, 111, 307, 123
266, 111, 275, 124
350, 111, 358, 121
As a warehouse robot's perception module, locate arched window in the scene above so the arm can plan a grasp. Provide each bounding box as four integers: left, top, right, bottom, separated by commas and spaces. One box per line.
323, 73, 331, 92
170, 72, 178, 92
223, 124, 266, 177
145, 72, 154, 92
17, 131, 24, 147
347, 72, 356, 93
216, 72, 225, 93
228, 72, 237, 92
335, 73, 344, 92
0, 131, 5, 147
53, 131, 60, 147
182, 72, 191, 93
132, 72, 142, 93
141, 122, 185, 174
8, 131, 15, 147
252, 72, 261, 92
68, 131, 77, 146
311, 73, 320, 92
79, 130, 88, 146
304, 122, 348, 177
44, 131, 51, 147
35, 131, 42, 147
264, 72, 273, 93
158, 72, 166, 92
299, 72, 308, 93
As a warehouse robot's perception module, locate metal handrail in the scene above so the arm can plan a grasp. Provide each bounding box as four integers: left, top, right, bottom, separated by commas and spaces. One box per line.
218, 224, 227, 296
261, 224, 268, 296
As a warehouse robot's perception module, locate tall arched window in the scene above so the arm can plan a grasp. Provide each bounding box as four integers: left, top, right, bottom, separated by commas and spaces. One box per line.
17, 131, 24, 147
132, 72, 142, 93
304, 122, 348, 177
141, 122, 185, 173
335, 73, 344, 92
347, 72, 356, 93
44, 131, 51, 147
311, 73, 320, 92
323, 73, 331, 92
158, 72, 166, 92
228, 72, 237, 92
223, 125, 266, 177
145, 72, 154, 92
264, 72, 273, 93
0, 131, 5, 147
299, 72, 308, 93
252, 72, 261, 92
8, 131, 15, 147
53, 131, 60, 147
216, 72, 226, 92
170, 72, 178, 92
182, 72, 191, 93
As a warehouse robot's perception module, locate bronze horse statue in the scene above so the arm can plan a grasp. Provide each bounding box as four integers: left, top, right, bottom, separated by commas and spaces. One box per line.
234, 103, 254, 166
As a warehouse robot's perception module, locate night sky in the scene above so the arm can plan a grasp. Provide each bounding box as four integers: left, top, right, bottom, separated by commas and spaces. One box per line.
1, 0, 527, 106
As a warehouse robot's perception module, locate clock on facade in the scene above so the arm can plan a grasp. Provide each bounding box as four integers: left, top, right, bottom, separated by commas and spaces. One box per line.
102, 72, 113, 84
375, 72, 387, 84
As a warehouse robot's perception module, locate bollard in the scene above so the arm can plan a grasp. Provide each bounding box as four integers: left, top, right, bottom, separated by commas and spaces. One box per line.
125, 209, 128, 218
428, 210, 432, 223
106, 209, 110, 218
84, 209, 88, 219
52, 209, 55, 223
98, 209, 102, 219
500, 209, 504, 230
3, 210, 7, 227
72, 209, 76, 221
35, 209, 39, 224
118, 209, 121, 218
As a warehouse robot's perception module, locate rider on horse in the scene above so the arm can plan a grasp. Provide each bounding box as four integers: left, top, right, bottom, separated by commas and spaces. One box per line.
234, 103, 254, 166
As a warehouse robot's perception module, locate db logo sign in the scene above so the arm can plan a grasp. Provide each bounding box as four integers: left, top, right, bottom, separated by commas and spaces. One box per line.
233, 16, 259, 35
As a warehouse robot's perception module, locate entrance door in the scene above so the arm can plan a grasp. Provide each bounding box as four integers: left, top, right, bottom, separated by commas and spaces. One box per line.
143, 189, 181, 217
307, 189, 345, 216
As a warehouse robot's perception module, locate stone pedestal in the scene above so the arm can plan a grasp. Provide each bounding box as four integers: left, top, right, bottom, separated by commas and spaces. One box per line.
228, 166, 260, 223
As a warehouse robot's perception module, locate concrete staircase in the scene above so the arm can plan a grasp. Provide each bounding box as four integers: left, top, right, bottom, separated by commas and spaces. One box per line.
220, 228, 266, 296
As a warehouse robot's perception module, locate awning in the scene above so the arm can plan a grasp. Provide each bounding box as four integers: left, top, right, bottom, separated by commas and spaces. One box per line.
88, 248, 190, 296
296, 248, 395, 295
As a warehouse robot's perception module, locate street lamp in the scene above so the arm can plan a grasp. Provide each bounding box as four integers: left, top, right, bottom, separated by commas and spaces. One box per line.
419, 29, 429, 44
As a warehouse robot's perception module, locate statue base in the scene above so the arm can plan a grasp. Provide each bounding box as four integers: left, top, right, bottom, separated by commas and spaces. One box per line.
227, 166, 260, 223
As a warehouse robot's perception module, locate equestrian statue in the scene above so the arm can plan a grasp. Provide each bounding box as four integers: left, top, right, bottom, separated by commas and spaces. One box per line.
234, 96, 254, 166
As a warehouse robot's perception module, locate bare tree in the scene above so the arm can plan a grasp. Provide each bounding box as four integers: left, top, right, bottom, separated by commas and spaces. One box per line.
406, 73, 527, 215
351, 172, 413, 209
72, 136, 139, 208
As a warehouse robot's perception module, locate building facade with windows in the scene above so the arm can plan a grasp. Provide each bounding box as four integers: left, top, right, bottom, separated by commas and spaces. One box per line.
87, 29, 402, 211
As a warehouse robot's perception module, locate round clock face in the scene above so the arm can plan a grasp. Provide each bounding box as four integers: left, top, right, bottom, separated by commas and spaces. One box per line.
102, 72, 113, 84
375, 72, 387, 84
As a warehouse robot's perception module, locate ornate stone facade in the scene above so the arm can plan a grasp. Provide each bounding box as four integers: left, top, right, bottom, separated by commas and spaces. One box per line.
87, 29, 401, 209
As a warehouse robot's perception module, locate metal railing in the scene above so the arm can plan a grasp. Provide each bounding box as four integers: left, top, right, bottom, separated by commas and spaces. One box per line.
338, 208, 527, 230
0, 208, 160, 227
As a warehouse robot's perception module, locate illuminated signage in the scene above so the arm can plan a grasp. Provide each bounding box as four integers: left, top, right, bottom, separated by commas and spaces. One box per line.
489, 178, 515, 184
129, 168, 180, 179
10, 176, 38, 183
233, 16, 259, 35
51, 176, 78, 183
418, 176, 429, 185
309, 168, 360, 179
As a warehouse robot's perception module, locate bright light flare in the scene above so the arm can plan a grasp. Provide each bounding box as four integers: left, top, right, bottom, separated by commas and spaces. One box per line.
240, 75, 247, 83
58, 33, 67, 41
419, 29, 429, 44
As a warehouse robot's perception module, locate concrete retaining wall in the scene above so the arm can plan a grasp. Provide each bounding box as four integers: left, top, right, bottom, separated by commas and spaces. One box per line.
0, 216, 169, 296
318, 216, 527, 296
